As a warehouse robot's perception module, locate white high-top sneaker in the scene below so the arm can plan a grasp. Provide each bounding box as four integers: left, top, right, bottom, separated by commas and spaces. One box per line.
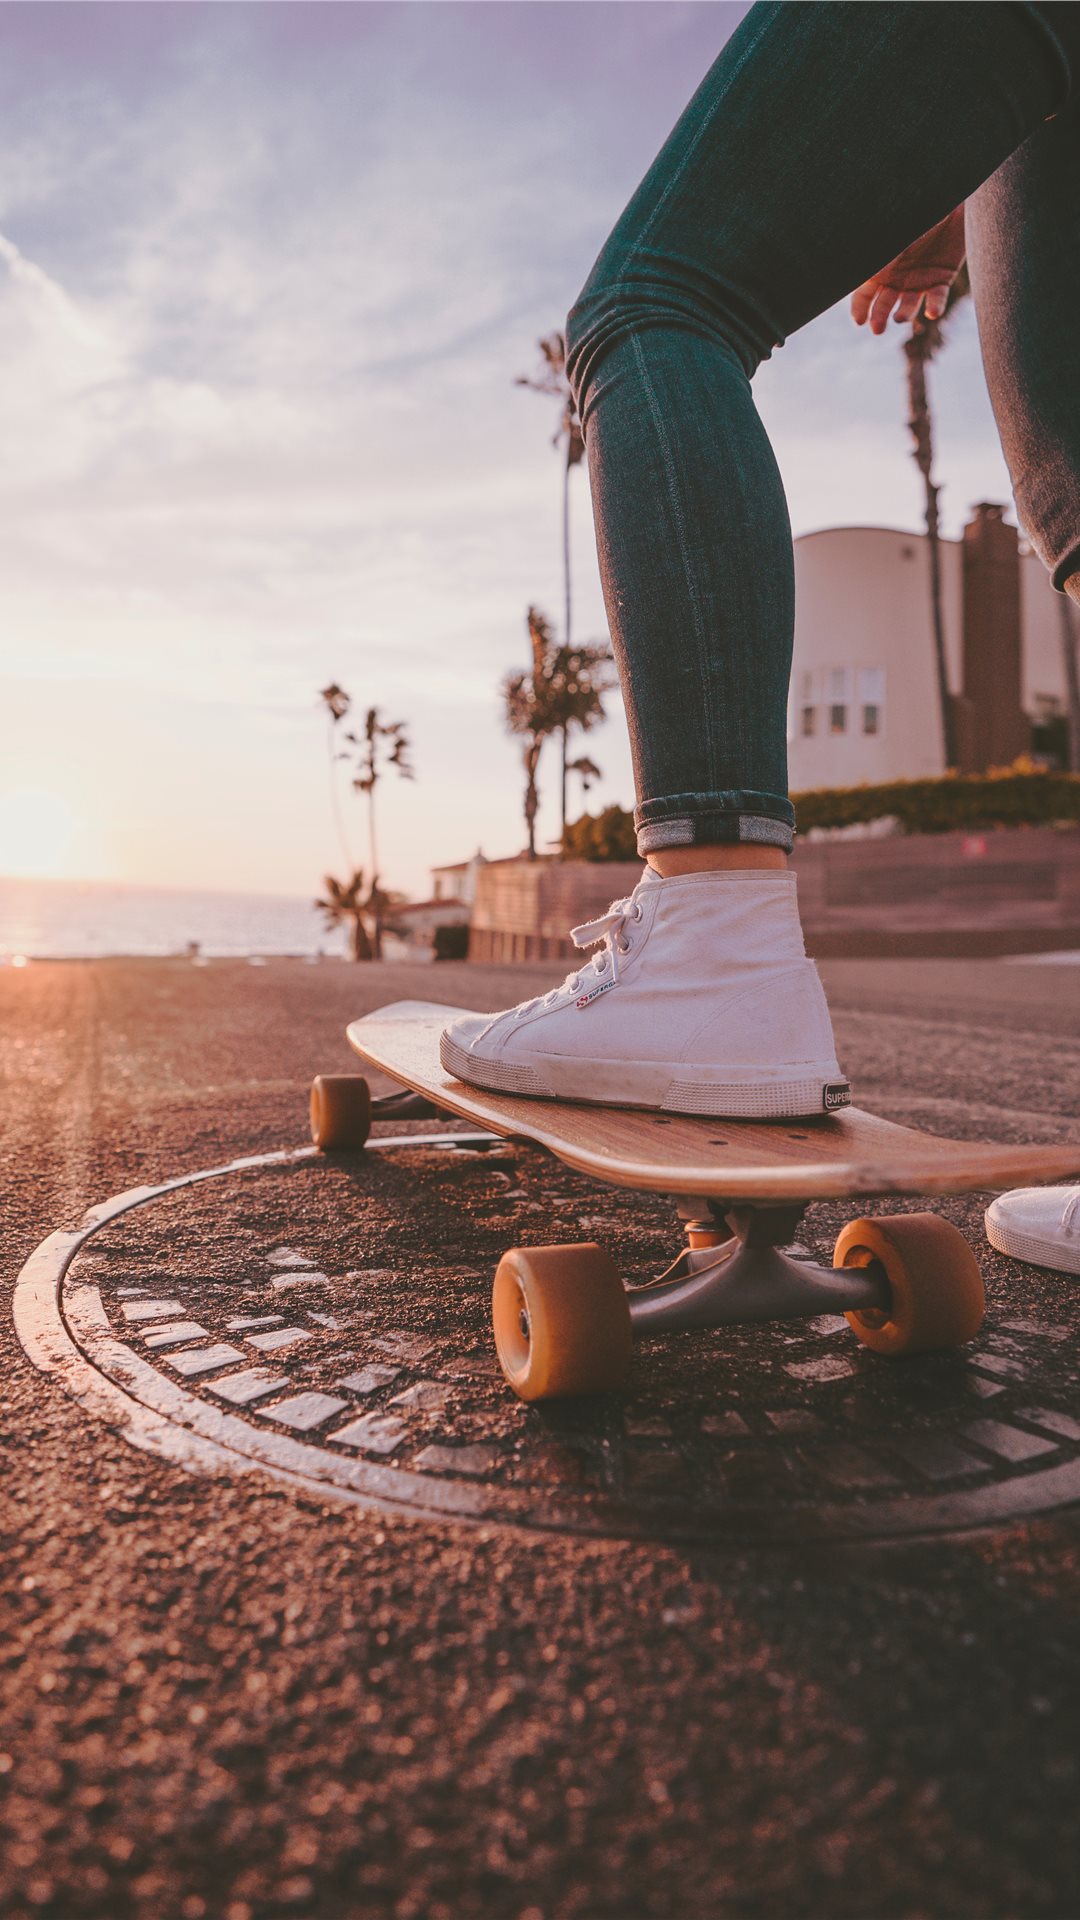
985, 1186, 1080, 1275
440, 867, 849, 1119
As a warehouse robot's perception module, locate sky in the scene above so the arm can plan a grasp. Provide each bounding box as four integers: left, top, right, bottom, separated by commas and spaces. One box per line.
0, 0, 1017, 900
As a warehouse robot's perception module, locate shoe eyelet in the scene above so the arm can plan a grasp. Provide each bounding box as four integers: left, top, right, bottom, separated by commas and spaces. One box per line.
632, 904, 643, 921
617, 935, 631, 954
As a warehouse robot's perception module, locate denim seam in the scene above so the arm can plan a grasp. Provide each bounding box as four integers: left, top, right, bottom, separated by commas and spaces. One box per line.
632, 330, 719, 795
618, 2, 781, 279
635, 793, 796, 824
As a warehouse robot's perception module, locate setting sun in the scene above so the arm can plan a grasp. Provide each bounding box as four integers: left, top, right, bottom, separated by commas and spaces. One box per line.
0, 784, 104, 881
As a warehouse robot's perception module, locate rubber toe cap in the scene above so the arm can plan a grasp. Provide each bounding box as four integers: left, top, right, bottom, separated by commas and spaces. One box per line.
985, 1185, 1080, 1276
441, 1010, 495, 1055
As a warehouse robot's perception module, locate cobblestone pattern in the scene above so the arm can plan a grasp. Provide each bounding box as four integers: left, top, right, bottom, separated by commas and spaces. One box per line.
70, 1136, 1080, 1544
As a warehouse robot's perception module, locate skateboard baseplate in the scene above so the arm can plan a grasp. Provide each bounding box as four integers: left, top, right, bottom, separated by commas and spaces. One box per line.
306, 1001, 1080, 1403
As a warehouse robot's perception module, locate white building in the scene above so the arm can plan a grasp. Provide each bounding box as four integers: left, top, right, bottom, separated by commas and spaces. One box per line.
430, 849, 486, 907
788, 511, 1076, 789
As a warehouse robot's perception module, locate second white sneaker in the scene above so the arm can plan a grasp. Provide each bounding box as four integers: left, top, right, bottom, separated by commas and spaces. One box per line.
985, 1186, 1080, 1275
440, 866, 849, 1120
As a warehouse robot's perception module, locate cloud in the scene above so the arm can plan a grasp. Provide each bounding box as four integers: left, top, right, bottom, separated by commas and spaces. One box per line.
0, 2, 1019, 895
0, 229, 110, 352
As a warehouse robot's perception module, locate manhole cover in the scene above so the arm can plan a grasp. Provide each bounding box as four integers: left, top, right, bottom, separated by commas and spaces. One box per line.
16, 1131, 1080, 1544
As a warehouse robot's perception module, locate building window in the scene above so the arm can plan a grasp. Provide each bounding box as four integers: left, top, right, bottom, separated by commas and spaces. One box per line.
829, 704, 847, 734
857, 669, 885, 738
801, 706, 816, 736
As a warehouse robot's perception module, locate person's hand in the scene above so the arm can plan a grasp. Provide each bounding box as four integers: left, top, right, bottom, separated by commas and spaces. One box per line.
851, 205, 967, 335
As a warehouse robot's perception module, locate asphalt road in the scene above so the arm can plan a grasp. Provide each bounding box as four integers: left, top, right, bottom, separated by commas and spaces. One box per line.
4, 954, 1080, 1920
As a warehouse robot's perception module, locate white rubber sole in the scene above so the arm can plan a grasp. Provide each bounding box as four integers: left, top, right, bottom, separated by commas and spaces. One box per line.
984, 1195, 1080, 1276
439, 1030, 850, 1121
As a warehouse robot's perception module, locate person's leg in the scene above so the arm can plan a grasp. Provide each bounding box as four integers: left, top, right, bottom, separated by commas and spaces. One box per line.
966, 83, 1080, 602
442, 1, 1080, 1117
564, 0, 1080, 862
959, 32, 1080, 1268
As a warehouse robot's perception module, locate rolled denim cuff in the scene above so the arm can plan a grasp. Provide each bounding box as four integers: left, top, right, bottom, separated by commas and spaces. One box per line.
1052, 542, 1080, 596
634, 791, 796, 857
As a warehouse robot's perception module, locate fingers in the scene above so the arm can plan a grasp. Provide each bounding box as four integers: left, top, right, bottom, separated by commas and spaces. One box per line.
893, 289, 925, 325
851, 279, 952, 334
851, 280, 896, 332
850, 281, 874, 326
850, 280, 902, 334
867, 285, 900, 335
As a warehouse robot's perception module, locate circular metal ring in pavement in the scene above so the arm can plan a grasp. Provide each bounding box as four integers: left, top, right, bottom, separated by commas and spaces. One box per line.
14, 1134, 1080, 1545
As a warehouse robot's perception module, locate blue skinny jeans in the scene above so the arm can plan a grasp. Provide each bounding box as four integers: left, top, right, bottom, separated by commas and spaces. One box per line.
565, 1, 1080, 856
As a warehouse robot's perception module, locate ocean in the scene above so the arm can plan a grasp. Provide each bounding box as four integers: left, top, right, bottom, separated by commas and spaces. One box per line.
0, 876, 345, 961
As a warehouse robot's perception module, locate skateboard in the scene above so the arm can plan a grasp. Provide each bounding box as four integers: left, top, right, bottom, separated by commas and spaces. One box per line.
308, 999, 1080, 1403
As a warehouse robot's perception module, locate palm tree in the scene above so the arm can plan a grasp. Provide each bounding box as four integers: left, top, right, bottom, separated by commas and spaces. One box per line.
515, 332, 587, 811
318, 686, 415, 958
546, 641, 616, 838
349, 706, 414, 883
502, 607, 561, 858
567, 752, 601, 804
902, 268, 970, 771
319, 681, 355, 872
502, 609, 617, 853
315, 870, 373, 961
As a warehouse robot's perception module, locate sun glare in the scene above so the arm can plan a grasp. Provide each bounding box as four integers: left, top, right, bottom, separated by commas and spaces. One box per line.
0, 786, 102, 881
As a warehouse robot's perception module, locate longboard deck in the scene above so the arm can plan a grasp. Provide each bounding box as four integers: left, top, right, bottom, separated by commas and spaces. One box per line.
348, 1001, 1080, 1203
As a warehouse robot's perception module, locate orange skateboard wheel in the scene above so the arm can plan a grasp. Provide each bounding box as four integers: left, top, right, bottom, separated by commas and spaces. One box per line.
310, 1074, 372, 1150
492, 1243, 632, 1401
836, 1211, 984, 1356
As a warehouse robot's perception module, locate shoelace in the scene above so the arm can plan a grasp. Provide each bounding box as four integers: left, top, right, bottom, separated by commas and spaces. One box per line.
513, 892, 645, 1017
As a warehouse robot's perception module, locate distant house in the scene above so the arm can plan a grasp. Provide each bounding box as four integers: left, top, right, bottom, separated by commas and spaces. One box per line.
788, 504, 1076, 789
382, 853, 489, 959
430, 849, 486, 908
383, 895, 470, 961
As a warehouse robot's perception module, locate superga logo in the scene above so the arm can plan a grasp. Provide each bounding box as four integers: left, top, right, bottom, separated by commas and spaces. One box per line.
577, 978, 617, 1010
823, 1083, 851, 1111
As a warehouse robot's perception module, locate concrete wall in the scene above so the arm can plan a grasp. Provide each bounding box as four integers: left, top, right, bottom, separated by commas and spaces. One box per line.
794, 827, 1080, 956
470, 835, 1080, 963
470, 860, 644, 964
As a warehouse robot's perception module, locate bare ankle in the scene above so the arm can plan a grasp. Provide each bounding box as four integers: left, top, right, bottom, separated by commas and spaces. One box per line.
647, 845, 789, 877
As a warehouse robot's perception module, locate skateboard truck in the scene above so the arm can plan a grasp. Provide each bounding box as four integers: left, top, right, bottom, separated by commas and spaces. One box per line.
371, 1088, 445, 1122
311, 1075, 508, 1153
316, 1007, 1018, 1400
627, 1200, 891, 1335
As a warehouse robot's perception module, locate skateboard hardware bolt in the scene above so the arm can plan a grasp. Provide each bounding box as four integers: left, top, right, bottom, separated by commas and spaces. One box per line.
685, 1223, 732, 1251
518, 1306, 531, 1343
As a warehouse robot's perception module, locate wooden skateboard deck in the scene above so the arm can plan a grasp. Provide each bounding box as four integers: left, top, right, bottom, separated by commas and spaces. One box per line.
347, 1000, 1080, 1204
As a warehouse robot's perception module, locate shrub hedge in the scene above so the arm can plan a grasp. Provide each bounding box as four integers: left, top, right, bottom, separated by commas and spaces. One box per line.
793, 765, 1080, 834
563, 766, 1080, 858
434, 922, 470, 961
562, 804, 639, 862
